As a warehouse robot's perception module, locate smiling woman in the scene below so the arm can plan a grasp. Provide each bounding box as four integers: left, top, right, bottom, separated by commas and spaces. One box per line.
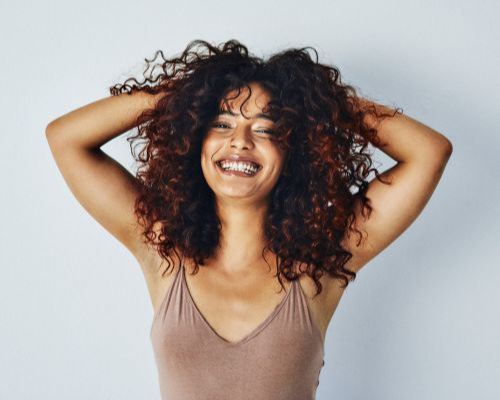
46, 38, 452, 400
201, 82, 288, 199
105, 39, 401, 295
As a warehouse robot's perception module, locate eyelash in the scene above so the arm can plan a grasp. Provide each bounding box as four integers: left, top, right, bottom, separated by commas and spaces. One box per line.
211, 122, 274, 135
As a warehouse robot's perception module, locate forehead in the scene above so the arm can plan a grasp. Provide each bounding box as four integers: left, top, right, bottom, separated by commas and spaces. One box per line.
219, 83, 272, 112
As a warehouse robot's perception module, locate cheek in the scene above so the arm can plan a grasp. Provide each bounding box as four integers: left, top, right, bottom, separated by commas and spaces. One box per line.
201, 135, 221, 157
270, 147, 287, 167
200, 148, 221, 177
200, 141, 215, 162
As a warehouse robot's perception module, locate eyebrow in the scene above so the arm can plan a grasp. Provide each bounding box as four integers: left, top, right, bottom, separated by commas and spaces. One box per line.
217, 109, 276, 122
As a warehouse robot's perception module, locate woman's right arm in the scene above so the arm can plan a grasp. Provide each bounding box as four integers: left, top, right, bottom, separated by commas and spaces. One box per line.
45, 91, 163, 260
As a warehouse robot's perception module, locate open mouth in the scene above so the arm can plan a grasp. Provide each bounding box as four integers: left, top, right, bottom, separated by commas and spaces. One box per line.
215, 161, 262, 177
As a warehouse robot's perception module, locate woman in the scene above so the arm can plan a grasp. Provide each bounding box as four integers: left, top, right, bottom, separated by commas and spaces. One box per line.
45, 39, 453, 399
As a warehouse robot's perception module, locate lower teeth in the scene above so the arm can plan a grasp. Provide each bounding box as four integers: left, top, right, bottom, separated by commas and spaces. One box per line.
223, 168, 255, 176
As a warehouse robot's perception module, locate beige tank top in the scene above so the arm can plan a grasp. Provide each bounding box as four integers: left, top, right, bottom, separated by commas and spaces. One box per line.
150, 262, 325, 400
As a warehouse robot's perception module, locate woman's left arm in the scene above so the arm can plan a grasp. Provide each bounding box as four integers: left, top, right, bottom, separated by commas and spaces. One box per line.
340, 99, 453, 275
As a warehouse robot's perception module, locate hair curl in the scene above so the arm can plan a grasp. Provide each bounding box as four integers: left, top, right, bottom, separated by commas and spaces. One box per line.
109, 39, 401, 296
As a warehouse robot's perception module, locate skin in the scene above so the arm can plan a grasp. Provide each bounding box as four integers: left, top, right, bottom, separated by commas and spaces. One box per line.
200, 82, 287, 274
179, 83, 310, 343
45, 82, 453, 344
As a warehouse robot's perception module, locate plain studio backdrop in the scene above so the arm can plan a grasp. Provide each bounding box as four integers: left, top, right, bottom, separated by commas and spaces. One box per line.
1, 0, 498, 399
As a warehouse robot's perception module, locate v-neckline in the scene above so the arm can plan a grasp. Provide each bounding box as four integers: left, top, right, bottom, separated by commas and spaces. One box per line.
181, 264, 295, 346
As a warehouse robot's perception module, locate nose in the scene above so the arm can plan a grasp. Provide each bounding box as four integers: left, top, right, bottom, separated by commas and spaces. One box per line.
229, 125, 254, 150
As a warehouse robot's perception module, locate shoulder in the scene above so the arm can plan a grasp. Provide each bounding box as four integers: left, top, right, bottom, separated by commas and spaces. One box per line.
292, 260, 346, 298
293, 261, 348, 337
134, 244, 184, 308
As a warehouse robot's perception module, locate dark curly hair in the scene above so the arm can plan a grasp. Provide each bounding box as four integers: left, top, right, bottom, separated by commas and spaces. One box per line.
109, 39, 401, 296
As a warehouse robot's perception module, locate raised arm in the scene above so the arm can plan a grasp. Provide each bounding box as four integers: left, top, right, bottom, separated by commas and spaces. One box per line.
45, 90, 163, 259
340, 100, 453, 275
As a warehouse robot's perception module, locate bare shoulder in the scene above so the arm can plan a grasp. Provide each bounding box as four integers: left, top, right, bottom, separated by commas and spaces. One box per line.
294, 261, 349, 340
134, 244, 184, 312
293, 261, 347, 298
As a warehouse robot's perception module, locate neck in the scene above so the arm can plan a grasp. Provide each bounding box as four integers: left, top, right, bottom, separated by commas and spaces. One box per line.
211, 198, 275, 275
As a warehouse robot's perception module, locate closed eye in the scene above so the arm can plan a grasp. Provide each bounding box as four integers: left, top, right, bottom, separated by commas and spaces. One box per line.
210, 122, 274, 135
211, 122, 230, 129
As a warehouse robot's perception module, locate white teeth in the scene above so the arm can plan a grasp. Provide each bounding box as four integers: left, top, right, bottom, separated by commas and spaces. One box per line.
218, 161, 259, 176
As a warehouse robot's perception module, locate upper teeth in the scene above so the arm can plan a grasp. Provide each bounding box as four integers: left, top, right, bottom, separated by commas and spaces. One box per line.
218, 161, 260, 175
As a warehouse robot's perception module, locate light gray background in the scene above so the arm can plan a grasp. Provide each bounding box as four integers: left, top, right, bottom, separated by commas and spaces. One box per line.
1, 0, 498, 399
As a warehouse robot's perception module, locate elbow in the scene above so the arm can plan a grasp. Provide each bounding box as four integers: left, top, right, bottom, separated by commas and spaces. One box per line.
45, 120, 58, 140
45, 123, 58, 148
45, 123, 55, 142
45, 119, 67, 148
434, 134, 453, 159
438, 137, 453, 159
45, 118, 63, 133
45, 122, 67, 151
432, 138, 453, 171
422, 137, 453, 171
441, 138, 453, 158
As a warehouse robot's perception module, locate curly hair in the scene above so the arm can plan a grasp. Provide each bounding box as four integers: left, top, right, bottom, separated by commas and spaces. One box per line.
109, 39, 401, 296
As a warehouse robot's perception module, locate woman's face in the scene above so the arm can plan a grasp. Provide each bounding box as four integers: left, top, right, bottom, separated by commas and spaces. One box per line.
201, 82, 287, 203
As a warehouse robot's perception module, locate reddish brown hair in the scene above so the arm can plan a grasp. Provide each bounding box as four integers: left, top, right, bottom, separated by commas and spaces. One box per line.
110, 39, 401, 296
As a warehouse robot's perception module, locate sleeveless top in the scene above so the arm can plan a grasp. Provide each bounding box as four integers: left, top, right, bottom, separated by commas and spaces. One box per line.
150, 262, 325, 400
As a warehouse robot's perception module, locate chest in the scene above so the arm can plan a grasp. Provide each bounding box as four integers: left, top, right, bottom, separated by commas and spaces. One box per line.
144, 255, 345, 344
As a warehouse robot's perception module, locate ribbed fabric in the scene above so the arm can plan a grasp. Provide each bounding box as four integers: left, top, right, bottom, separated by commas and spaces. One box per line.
150, 262, 325, 400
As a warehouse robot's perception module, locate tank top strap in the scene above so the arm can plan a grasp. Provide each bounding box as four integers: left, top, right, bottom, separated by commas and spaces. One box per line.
161, 261, 320, 346
287, 275, 320, 338
150, 261, 326, 400
150, 261, 184, 331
